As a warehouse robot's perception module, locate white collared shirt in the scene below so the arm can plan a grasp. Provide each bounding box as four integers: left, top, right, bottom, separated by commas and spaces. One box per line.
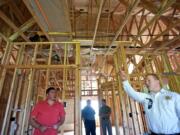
123, 80, 180, 134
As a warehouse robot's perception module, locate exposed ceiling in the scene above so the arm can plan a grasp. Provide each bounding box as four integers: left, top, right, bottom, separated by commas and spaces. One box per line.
0, 0, 179, 80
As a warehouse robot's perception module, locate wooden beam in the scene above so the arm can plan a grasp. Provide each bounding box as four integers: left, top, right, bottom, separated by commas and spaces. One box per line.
74, 43, 81, 135
0, 10, 30, 41
0, 0, 9, 7
137, 19, 180, 52
1, 45, 24, 134
136, 9, 146, 32
0, 32, 9, 42
9, 18, 35, 41
124, 26, 145, 47
169, 41, 180, 51
89, 0, 105, 58
153, 36, 180, 52
104, 0, 141, 56
140, 0, 180, 31
4, 64, 77, 69
0, 42, 13, 101
8, 0, 27, 24
112, 81, 120, 135
134, 0, 175, 40
131, 55, 151, 74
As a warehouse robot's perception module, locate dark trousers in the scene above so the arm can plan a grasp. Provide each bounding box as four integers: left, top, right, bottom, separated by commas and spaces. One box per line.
101, 119, 112, 135
84, 119, 96, 135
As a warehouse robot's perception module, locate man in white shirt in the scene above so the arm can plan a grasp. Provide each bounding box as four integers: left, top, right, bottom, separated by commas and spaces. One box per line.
119, 70, 180, 135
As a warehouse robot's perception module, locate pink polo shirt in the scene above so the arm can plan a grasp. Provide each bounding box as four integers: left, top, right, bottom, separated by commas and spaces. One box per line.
31, 100, 65, 135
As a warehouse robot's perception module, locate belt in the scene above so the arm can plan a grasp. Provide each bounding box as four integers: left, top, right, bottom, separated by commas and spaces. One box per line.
151, 131, 180, 135
102, 118, 109, 120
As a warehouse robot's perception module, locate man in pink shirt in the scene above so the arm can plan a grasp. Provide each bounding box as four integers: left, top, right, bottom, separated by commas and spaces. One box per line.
30, 87, 65, 135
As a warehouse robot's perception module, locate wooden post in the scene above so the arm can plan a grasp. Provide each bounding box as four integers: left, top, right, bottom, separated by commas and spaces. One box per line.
45, 43, 53, 94
113, 52, 127, 135
20, 44, 38, 134
12, 46, 25, 121
61, 43, 68, 135
112, 81, 120, 135
1, 44, 24, 135
75, 43, 81, 135
12, 72, 24, 117
161, 53, 179, 93
97, 78, 103, 135
133, 56, 146, 134
119, 45, 136, 135
17, 70, 29, 134
0, 42, 12, 96
62, 43, 67, 99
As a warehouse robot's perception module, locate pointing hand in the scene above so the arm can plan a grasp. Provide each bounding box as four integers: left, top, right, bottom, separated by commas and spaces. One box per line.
119, 70, 128, 81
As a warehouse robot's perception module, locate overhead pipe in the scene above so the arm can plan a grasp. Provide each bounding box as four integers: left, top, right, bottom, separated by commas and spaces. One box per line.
89, 0, 105, 57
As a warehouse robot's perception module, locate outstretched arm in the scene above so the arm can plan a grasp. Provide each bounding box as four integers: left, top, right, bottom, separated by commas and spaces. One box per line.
119, 70, 148, 103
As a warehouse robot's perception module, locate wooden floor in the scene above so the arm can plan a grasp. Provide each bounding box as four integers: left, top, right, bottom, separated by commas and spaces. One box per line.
63, 127, 124, 135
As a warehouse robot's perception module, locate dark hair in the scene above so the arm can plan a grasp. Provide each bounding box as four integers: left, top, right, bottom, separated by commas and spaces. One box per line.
87, 99, 91, 103
146, 73, 159, 80
102, 99, 106, 103
46, 87, 56, 94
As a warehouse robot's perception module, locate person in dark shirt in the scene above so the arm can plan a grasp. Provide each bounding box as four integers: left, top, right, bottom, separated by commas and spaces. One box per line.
99, 99, 112, 135
82, 99, 96, 135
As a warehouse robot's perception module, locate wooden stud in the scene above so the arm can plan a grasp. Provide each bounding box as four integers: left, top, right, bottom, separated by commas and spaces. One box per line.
1, 44, 24, 135
0, 42, 12, 96
74, 43, 81, 135
112, 81, 120, 135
